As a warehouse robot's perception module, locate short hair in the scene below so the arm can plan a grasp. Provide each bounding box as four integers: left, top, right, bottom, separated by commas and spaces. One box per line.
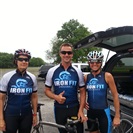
59, 43, 73, 52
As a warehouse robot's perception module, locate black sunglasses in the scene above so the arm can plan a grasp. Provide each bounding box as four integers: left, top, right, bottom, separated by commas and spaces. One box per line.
17, 58, 29, 62
60, 51, 73, 55
90, 62, 101, 64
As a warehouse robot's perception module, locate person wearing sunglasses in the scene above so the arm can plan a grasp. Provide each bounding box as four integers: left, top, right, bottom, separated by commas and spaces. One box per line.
84, 51, 120, 133
44, 43, 88, 133
0, 49, 38, 133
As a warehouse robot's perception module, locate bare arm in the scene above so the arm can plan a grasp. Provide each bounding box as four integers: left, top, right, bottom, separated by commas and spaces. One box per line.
31, 92, 38, 126
105, 72, 120, 126
31, 92, 38, 114
0, 93, 6, 131
78, 87, 88, 122
79, 87, 86, 111
44, 87, 66, 104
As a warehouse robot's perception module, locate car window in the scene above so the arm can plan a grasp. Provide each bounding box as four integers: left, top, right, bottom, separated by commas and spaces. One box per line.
112, 57, 133, 95
112, 57, 133, 73
81, 65, 90, 72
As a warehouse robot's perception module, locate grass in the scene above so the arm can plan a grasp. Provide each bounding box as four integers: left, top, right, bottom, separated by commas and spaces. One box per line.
0, 67, 40, 79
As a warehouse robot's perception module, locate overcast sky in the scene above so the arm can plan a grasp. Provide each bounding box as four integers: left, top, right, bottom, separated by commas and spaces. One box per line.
0, 0, 133, 62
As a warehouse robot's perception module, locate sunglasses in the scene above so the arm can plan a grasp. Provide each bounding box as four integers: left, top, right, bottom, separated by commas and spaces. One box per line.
60, 51, 73, 55
90, 62, 101, 64
89, 60, 102, 64
17, 58, 29, 62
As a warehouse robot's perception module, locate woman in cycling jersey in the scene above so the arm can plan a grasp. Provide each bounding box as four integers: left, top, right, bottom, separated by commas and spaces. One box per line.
0, 49, 38, 133
84, 51, 120, 133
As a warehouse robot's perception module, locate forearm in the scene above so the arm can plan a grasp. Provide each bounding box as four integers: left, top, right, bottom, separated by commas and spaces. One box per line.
0, 94, 6, 120
113, 94, 120, 118
79, 88, 86, 111
44, 89, 57, 100
31, 92, 38, 114
0, 101, 4, 120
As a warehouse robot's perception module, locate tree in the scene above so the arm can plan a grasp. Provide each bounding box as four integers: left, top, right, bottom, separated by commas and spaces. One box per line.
0, 52, 45, 68
45, 19, 100, 63
0, 52, 14, 68
30, 57, 45, 67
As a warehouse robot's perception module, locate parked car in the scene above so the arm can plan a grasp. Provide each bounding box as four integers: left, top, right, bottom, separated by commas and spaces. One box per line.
72, 63, 90, 75
38, 63, 90, 79
74, 26, 133, 131
38, 64, 55, 79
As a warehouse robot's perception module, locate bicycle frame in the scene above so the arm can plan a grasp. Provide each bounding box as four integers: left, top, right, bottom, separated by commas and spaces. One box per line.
32, 119, 80, 133
31, 103, 80, 133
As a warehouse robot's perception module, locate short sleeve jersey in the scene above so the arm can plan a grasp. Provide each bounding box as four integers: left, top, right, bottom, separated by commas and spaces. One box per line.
0, 70, 38, 116
45, 64, 85, 107
86, 71, 109, 109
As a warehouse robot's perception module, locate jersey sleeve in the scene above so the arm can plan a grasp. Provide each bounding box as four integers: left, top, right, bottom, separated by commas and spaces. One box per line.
72, 66, 85, 88
0, 71, 15, 93
0, 76, 7, 93
27, 71, 38, 92
45, 65, 59, 88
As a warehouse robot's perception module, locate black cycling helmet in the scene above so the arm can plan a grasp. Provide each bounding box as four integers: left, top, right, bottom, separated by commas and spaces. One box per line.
13, 49, 31, 65
87, 51, 104, 62
14, 49, 31, 60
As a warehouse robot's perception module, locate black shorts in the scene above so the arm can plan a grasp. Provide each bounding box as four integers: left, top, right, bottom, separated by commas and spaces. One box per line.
54, 105, 84, 133
87, 107, 112, 133
3, 114, 32, 133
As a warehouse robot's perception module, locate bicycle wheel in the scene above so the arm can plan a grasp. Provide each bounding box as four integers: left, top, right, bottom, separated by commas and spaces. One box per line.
112, 119, 133, 133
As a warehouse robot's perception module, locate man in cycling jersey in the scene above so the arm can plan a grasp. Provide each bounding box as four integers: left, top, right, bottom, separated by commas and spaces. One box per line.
44, 43, 88, 133
84, 51, 120, 133
0, 49, 38, 133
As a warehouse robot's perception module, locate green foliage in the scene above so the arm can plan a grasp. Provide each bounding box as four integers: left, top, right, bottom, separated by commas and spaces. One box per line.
0, 52, 14, 68
30, 57, 45, 67
0, 52, 45, 68
46, 19, 100, 63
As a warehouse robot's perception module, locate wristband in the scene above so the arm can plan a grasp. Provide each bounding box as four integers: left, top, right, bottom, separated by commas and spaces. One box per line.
33, 113, 37, 116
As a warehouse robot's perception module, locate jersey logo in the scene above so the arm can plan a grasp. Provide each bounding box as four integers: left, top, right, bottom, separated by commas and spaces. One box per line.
54, 71, 77, 86
87, 78, 104, 90
10, 79, 32, 94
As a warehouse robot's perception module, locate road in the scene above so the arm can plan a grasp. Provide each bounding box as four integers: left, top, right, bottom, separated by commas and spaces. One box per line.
36, 78, 58, 132
37, 78, 88, 133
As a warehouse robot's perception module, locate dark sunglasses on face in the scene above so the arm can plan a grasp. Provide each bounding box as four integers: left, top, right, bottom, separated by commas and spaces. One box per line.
60, 51, 73, 55
17, 58, 29, 62
89, 60, 102, 64
90, 62, 101, 64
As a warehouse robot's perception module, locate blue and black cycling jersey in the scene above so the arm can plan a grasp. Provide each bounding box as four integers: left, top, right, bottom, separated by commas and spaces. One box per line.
45, 64, 85, 107
0, 69, 37, 116
86, 71, 109, 109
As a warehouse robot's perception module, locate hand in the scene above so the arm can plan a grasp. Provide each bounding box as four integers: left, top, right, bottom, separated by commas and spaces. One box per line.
113, 116, 120, 127
84, 102, 89, 110
0, 119, 6, 131
32, 116, 37, 126
78, 111, 88, 123
56, 91, 66, 104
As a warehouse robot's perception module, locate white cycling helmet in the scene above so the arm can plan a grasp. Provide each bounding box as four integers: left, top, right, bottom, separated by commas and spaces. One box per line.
87, 51, 104, 62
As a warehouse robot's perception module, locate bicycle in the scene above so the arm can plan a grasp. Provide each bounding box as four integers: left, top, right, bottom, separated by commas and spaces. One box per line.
112, 119, 133, 133
31, 103, 81, 133
84, 118, 98, 132
85, 117, 133, 133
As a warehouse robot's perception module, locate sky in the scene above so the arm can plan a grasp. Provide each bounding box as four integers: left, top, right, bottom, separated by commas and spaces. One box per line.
0, 0, 133, 62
